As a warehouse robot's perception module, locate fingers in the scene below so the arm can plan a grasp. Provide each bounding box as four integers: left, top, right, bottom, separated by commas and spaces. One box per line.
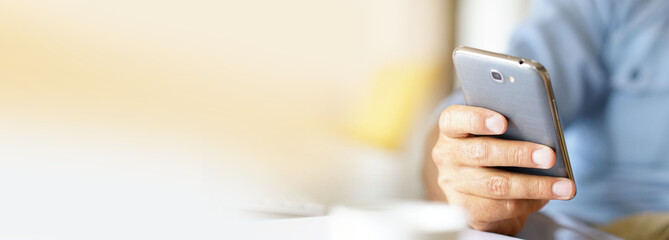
446, 189, 548, 222
432, 136, 555, 169
435, 105, 555, 169
439, 105, 507, 138
455, 137, 555, 169
445, 168, 576, 200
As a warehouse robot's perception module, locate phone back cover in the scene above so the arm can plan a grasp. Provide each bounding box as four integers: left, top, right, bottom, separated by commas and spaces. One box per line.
453, 48, 571, 179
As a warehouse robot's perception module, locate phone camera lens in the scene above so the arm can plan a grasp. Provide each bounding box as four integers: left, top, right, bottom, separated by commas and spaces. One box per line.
490, 70, 503, 83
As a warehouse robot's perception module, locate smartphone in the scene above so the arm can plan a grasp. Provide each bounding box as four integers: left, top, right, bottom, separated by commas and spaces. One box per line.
452, 46, 574, 181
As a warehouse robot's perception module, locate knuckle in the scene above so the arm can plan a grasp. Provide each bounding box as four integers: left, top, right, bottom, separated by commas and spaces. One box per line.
441, 167, 465, 190
431, 146, 443, 165
505, 200, 521, 214
511, 145, 529, 166
431, 143, 451, 166
470, 140, 489, 165
432, 138, 458, 166
466, 111, 478, 132
437, 174, 454, 191
535, 178, 552, 197
486, 175, 510, 197
445, 192, 465, 208
441, 105, 481, 134
439, 107, 455, 131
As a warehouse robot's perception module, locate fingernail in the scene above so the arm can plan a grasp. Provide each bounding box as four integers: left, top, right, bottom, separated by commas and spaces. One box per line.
552, 180, 572, 199
485, 115, 505, 134
532, 148, 552, 168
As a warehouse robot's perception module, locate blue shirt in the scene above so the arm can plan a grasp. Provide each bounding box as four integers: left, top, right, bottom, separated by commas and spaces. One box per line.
440, 0, 669, 224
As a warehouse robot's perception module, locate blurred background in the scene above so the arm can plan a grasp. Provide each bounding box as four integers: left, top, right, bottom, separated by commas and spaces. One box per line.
0, 0, 529, 238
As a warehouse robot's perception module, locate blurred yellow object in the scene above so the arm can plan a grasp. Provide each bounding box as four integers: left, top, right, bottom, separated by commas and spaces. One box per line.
346, 60, 443, 149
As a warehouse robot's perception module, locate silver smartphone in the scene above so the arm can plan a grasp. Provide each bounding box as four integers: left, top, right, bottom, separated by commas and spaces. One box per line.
452, 46, 574, 181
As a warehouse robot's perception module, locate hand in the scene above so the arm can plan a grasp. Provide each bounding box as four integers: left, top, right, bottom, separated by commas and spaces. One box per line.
431, 105, 575, 236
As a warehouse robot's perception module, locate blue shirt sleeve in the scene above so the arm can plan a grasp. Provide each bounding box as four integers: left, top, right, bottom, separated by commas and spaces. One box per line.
507, 0, 612, 125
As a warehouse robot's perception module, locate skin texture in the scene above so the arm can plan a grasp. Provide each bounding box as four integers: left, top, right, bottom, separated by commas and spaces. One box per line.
423, 105, 576, 236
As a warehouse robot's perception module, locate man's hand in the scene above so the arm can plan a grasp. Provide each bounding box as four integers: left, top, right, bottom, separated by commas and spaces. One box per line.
430, 105, 575, 235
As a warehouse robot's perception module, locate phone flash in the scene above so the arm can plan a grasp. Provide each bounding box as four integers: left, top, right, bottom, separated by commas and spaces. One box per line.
508, 76, 515, 83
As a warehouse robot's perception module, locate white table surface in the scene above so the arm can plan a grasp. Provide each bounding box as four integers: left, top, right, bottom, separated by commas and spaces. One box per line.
251, 216, 518, 240
249, 212, 622, 240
